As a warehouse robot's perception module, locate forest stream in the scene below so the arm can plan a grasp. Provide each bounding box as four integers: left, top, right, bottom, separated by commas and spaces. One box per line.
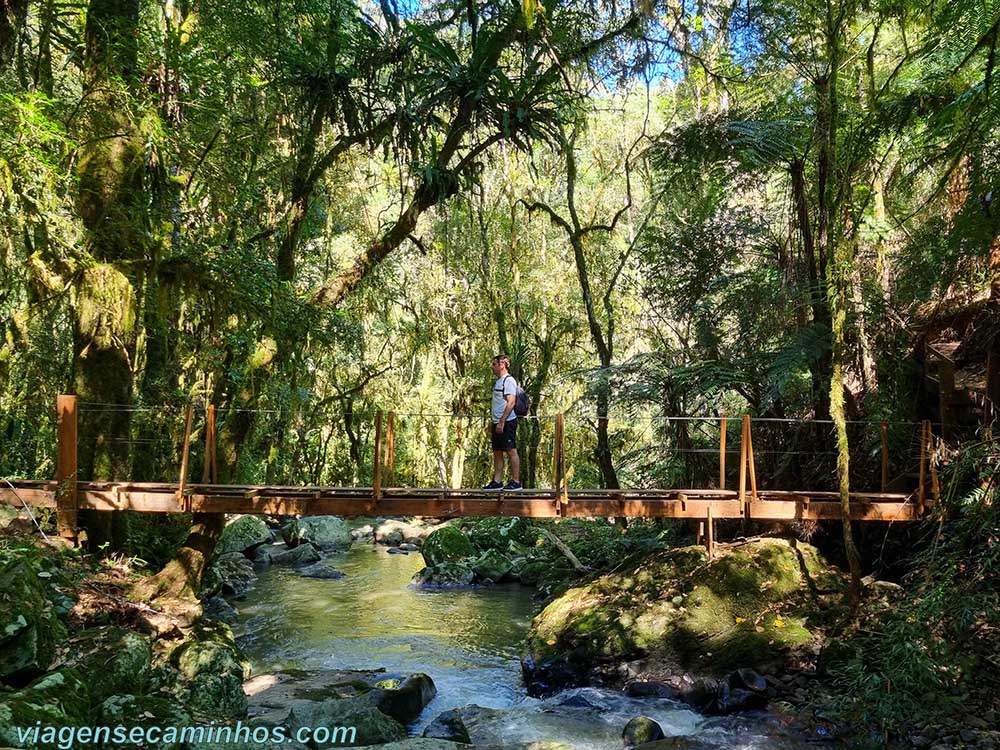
230, 542, 825, 750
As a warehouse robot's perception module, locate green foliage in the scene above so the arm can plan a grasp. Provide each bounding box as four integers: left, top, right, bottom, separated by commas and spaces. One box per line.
823, 443, 1000, 742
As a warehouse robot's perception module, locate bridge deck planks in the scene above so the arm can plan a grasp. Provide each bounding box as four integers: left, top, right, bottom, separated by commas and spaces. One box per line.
0, 481, 920, 521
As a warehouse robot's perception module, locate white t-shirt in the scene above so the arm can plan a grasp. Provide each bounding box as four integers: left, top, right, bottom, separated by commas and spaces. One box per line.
492, 375, 518, 423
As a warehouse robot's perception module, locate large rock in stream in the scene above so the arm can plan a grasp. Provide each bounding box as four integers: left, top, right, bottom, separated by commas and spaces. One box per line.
203, 552, 258, 598
523, 539, 844, 695
281, 517, 352, 551
244, 669, 436, 748
215, 515, 272, 556
420, 526, 475, 566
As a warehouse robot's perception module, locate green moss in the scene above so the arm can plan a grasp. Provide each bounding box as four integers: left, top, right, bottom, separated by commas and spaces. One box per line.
76, 264, 137, 348
527, 539, 842, 679
420, 526, 475, 566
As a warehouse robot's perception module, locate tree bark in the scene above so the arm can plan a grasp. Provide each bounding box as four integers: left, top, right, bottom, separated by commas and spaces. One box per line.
74, 0, 143, 549
817, 1, 862, 608
0, 0, 29, 73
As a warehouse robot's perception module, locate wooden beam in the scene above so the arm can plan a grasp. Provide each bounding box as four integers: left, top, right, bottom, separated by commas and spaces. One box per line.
4, 480, 923, 522
55, 395, 78, 542
202, 405, 217, 484
918, 420, 928, 514
386, 412, 396, 488
178, 404, 194, 510
746, 417, 758, 502
372, 410, 384, 510
929, 429, 940, 508
719, 415, 727, 490
738, 415, 748, 504
555, 413, 567, 512
880, 421, 888, 493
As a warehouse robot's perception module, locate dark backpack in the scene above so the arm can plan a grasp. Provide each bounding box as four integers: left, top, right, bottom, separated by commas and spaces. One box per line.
505, 375, 531, 417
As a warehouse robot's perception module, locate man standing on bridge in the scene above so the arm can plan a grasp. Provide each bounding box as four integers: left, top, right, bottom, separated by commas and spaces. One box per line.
483, 354, 522, 490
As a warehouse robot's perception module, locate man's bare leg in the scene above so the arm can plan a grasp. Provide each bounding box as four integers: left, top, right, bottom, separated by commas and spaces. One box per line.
508, 449, 520, 483
493, 451, 504, 482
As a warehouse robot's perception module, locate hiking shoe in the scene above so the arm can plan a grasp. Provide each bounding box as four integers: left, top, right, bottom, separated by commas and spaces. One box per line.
482, 480, 503, 490
503, 481, 523, 491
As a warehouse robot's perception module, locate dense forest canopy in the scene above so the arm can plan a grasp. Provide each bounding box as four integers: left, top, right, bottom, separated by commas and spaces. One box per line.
1, 0, 997, 501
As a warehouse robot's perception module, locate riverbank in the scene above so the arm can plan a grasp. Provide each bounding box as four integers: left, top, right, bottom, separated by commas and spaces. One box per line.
2, 508, 997, 750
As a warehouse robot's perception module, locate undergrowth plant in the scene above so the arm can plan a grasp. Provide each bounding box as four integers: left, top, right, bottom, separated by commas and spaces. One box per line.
825, 437, 1000, 746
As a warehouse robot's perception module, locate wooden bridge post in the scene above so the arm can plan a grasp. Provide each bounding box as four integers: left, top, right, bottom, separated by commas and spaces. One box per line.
746, 417, 758, 502
178, 404, 193, 511
718, 416, 727, 490
553, 413, 567, 514
917, 420, 928, 514
55, 395, 78, 542
373, 410, 384, 507
738, 415, 748, 504
928, 423, 940, 508
202, 405, 217, 484
880, 421, 889, 493
385, 412, 396, 488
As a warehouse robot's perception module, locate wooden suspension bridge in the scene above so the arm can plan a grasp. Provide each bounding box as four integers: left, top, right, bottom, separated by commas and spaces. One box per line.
1, 397, 940, 551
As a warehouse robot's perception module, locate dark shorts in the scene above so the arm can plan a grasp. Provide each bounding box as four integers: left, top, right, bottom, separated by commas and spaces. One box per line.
490, 419, 517, 451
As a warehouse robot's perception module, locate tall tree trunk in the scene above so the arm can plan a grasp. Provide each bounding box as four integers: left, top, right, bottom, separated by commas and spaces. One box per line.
817, 1, 862, 607
74, 0, 143, 549
0, 0, 29, 72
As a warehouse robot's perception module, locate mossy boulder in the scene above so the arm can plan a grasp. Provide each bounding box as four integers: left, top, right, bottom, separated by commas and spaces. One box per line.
70, 626, 152, 702
412, 561, 475, 587
525, 539, 841, 694
269, 544, 321, 567
244, 669, 433, 748
168, 621, 249, 718
203, 552, 257, 598
371, 673, 436, 724
215, 515, 271, 556
461, 517, 533, 553
0, 667, 91, 747
421, 526, 475, 566
97, 694, 192, 747
0, 558, 68, 683
281, 517, 352, 550
510, 557, 551, 586
623, 716, 665, 747
471, 549, 513, 583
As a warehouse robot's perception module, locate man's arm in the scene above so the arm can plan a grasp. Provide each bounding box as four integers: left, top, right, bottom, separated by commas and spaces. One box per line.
496, 394, 515, 431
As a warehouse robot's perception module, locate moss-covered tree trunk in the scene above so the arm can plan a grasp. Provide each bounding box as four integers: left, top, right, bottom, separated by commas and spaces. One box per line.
0, 0, 28, 72
73, 0, 144, 549
817, 0, 862, 607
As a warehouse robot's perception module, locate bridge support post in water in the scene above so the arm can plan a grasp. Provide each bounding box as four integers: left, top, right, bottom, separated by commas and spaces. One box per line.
55, 394, 78, 543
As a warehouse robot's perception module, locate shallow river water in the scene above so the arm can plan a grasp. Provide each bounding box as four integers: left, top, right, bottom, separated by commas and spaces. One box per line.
232, 542, 829, 749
